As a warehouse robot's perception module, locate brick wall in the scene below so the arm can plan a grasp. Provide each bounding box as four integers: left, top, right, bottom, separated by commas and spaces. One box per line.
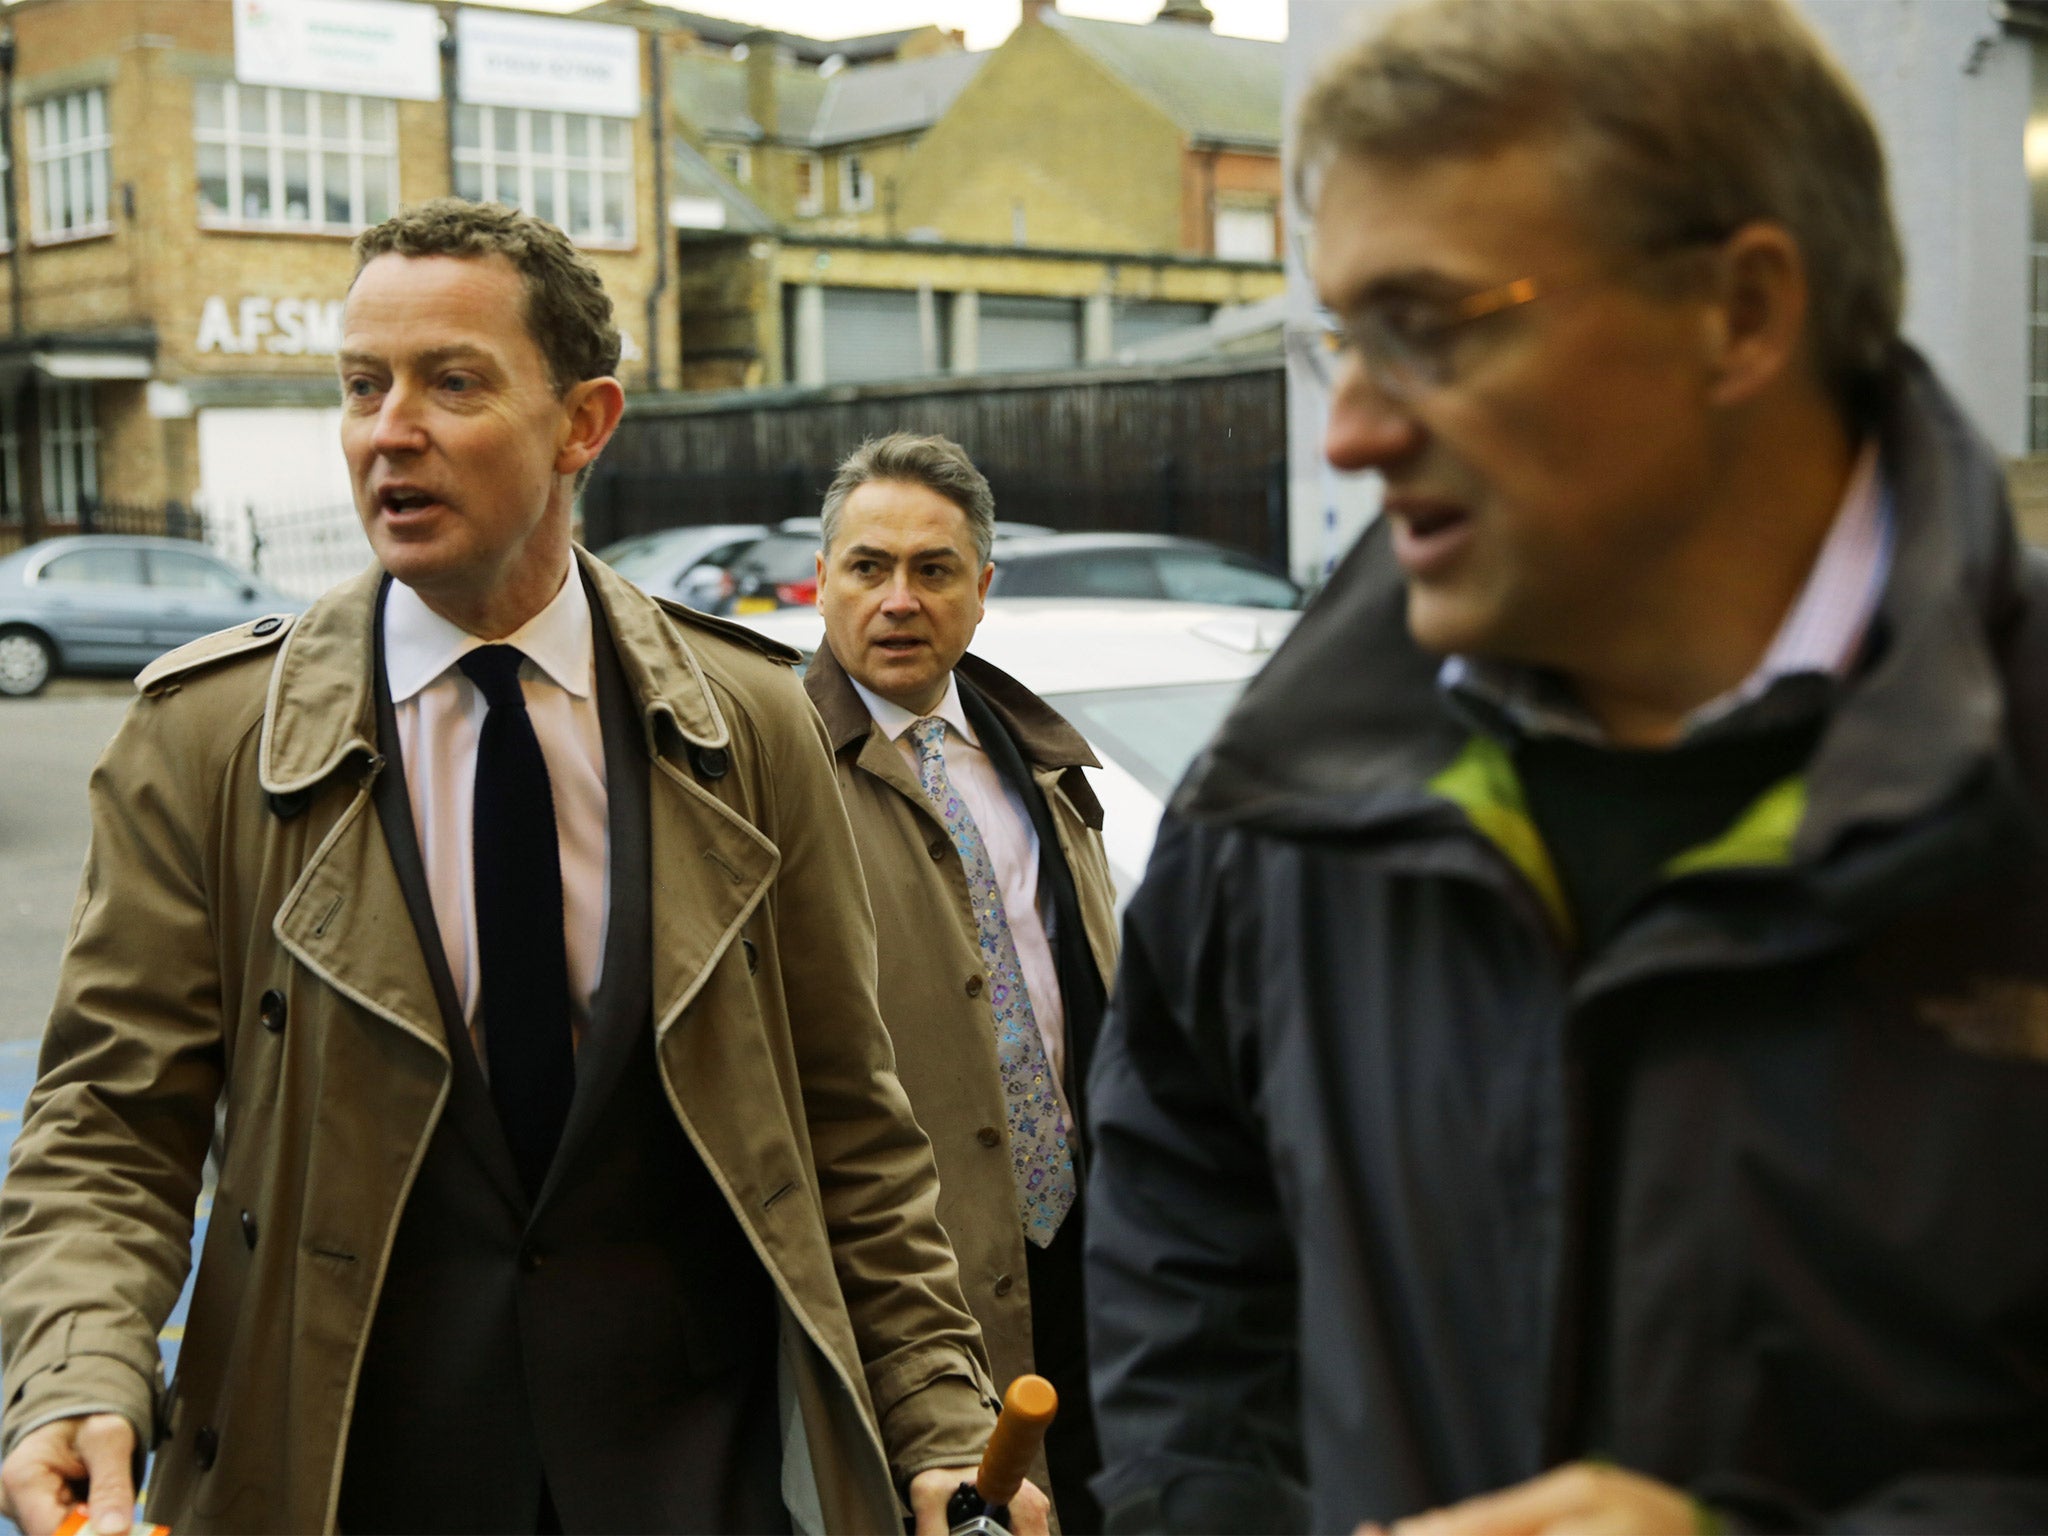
892, 23, 1184, 253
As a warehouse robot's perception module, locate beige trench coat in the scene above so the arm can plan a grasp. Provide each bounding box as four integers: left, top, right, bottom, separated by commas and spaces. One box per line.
0, 551, 997, 1534
804, 645, 1119, 1439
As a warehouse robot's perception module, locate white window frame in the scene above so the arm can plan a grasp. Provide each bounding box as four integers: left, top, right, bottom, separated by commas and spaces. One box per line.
41, 381, 98, 520
839, 152, 874, 214
795, 152, 823, 217
720, 146, 751, 186
28, 88, 113, 244
454, 105, 635, 249
194, 81, 398, 235
1213, 200, 1278, 262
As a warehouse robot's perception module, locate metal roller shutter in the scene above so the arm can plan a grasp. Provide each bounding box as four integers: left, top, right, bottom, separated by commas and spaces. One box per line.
978, 294, 1081, 372
821, 287, 928, 384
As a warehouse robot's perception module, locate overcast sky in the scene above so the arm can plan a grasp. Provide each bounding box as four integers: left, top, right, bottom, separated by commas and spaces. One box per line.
491, 1, 1286, 51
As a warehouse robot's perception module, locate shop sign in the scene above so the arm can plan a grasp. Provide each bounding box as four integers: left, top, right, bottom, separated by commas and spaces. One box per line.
196, 295, 347, 358
456, 8, 641, 119
233, 0, 441, 103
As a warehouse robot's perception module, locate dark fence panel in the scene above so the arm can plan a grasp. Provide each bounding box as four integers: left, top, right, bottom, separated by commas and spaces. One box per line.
584, 357, 1289, 566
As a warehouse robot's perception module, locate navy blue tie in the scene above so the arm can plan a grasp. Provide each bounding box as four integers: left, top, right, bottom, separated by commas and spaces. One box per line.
459, 644, 574, 1202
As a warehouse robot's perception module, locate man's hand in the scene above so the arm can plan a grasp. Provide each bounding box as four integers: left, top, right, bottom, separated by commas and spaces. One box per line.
0, 1413, 138, 1536
909, 1466, 1053, 1536
1368, 1464, 1702, 1536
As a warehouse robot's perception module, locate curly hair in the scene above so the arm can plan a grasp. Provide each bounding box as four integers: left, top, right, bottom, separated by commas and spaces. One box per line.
352, 198, 622, 396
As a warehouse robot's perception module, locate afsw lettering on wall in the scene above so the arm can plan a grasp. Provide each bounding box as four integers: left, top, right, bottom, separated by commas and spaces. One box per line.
196, 295, 345, 357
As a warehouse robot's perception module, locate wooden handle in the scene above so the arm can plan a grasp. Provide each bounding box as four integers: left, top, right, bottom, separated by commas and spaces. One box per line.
976, 1374, 1058, 1510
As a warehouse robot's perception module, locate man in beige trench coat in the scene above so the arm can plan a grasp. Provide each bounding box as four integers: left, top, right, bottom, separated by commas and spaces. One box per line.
808, 435, 1121, 1533
0, 203, 1045, 1536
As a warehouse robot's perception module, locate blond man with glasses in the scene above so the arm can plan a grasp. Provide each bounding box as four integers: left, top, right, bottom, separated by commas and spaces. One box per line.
1088, 2, 2048, 1533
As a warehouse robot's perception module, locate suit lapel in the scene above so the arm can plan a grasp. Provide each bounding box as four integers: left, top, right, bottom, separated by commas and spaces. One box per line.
958, 676, 1106, 1147
544, 577, 653, 1191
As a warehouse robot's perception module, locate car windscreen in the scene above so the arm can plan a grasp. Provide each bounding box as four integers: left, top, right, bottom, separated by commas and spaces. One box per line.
599, 535, 676, 579
731, 534, 821, 583
1044, 680, 1249, 799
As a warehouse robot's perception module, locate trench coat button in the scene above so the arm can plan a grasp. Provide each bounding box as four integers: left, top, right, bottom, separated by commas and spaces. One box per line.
519, 1246, 544, 1273
240, 1210, 257, 1248
258, 989, 287, 1033
194, 1425, 219, 1470
251, 616, 283, 637
993, 1274, 1014, 1297
927, 836, 947, 862
977, 1126, 1001, 1148
965, 975, 984, 999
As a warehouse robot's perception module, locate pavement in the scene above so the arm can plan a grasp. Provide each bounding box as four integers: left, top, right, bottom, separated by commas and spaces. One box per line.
0, 678, 202, 1527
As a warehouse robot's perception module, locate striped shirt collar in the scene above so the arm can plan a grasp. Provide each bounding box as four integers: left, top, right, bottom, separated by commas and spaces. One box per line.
1441, 439, 1891, 746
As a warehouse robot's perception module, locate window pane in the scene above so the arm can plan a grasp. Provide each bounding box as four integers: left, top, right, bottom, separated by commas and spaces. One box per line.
454, 103, 481, 150
602, 171, 628, 241
320, 92, 348, 140
87, 143, 108, 227
194, 81, 226, 133
282, 150, 310, 221
600, 117, 627, 160
64, 93, 83, 143
530, 113, 553, 155
41, 547, 144, 587
238, 86, 268, 135
85, 89, 105, 138
531, 173, 557, 225
492, 108, 518, 154
242, 160, 271, 220
323, 151, 352, 224
566, 168, 591, 234
362, 158, 392, 224
454, 158, 484, 202
150, 551, 242, 592
565, 115, 588, 159
279, 89, 308, 137
362, 99, 394, 145
198, 141, 230, 218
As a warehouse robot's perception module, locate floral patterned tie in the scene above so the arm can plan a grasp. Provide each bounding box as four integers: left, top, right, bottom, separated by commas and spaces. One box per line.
911, 717, 1077, 1246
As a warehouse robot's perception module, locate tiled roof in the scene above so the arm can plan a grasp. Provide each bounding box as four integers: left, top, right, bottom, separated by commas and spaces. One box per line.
670, 48, 983, 148
1047, 13, 1281, 150
810, 50, 986, 146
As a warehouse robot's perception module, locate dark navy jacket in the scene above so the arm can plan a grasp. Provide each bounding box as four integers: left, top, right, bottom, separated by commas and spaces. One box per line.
1085, 349, 2048, 1534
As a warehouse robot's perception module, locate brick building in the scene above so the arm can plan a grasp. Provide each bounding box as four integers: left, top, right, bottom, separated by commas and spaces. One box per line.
664, 0, 1286, 393
0, 0, 680, 544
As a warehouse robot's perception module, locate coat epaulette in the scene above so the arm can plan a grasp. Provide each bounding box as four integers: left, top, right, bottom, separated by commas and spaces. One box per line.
136, 612, 298, 696
652, 595, 803, 664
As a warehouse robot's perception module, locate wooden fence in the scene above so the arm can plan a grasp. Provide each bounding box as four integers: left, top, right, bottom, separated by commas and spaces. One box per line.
583, 355, 1290, 565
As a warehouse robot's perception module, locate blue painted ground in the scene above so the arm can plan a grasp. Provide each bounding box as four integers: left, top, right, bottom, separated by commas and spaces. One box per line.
0, 1036, 205, 1532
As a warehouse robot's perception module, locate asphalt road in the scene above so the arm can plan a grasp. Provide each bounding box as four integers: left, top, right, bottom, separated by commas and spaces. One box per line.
0, 678, 133, 1046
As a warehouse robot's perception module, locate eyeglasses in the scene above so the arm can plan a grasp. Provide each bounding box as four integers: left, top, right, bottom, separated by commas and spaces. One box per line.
1289, 275, 1550, 400
1289, 233, 1730, 402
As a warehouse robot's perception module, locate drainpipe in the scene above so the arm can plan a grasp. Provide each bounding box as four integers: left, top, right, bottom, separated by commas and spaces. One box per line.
1, 25, 21, 338
644, 27, 667, 391
440, 8, 458, 193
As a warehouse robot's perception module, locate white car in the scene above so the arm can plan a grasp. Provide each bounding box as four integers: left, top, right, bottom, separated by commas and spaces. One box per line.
735, 599, 1298, 904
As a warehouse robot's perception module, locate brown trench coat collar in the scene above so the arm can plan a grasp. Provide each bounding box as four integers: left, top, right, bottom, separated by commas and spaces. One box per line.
257, 549, 799, 796
807, 640, 1105, 829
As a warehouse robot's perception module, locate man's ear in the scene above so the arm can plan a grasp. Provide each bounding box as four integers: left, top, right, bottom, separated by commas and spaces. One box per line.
1701, 221, 1810, 409
556, 376, 627, 478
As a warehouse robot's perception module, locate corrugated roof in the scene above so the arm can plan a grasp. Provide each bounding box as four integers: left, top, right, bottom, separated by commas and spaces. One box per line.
667, 135, 778, 234
1047, 13, 1281, 149
810, 50, 986, 146
670, 48, 981, 148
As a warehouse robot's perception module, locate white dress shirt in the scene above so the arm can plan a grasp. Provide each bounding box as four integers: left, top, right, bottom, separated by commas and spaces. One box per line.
382, 566, 610, 1055
851, 672, 1069, 1090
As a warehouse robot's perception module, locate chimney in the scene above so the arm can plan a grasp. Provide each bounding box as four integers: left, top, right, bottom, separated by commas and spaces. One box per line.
1021, 1, 1058, 25
743, 29, 779, 137
1155, 0, 1215, 24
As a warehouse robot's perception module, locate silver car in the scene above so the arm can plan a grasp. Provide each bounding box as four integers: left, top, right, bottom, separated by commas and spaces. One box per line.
0, 535, 302, 697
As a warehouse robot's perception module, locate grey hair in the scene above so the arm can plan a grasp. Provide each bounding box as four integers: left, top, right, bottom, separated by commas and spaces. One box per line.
819, 432, 997, 564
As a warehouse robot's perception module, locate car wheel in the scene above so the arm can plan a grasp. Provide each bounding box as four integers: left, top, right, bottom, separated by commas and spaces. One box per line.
0, 626, 55, 697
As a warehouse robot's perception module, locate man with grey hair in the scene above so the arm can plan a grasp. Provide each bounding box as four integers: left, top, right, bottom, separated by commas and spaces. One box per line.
810, 433, 1120, 1532
1086, 1, 2048, 1532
